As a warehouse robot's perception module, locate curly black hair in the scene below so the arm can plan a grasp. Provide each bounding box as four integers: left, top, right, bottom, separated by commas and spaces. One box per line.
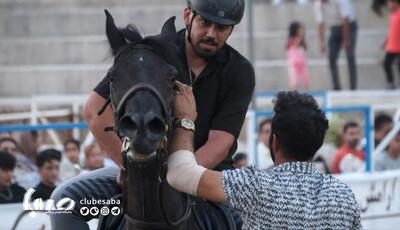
270, 91, 329, 161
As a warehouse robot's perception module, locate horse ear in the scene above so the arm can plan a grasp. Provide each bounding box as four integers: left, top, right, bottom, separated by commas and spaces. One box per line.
160, 16, 177, 39
105, 9, 126, 55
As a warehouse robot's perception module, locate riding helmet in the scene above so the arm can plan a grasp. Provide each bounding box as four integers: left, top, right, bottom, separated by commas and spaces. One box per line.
186, 0, 245, 26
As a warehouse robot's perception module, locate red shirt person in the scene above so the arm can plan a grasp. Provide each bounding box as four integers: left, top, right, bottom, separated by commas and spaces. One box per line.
332, 121, 365, 173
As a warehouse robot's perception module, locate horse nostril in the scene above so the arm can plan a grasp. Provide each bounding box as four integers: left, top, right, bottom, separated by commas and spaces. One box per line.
146, 117, 165, 137
119, 115, 138, 137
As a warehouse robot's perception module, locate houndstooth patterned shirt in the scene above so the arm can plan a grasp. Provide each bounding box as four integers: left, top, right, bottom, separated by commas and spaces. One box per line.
222, 162, 362, 229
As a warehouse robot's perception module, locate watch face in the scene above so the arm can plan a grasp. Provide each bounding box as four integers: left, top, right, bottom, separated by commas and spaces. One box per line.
181, 119, 195, 130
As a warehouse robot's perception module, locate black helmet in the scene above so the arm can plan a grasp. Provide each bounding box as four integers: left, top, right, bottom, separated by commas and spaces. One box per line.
187, 0, 245, 26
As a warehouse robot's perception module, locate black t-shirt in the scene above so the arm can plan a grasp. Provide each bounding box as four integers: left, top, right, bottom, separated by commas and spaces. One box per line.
94, 29, 255, 170
0, 184, 26, 204
31, 182, 56, 200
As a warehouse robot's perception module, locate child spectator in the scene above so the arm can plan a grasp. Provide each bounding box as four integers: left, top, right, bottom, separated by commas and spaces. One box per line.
287, 21, 309, 90
63, 139, 80, 165
382, 0, 400, 89
375, 131, 400, 171
84, 143, 104, 171
59, 139, 82, 181
32, 149, 61, 200
0, 151, 26, 204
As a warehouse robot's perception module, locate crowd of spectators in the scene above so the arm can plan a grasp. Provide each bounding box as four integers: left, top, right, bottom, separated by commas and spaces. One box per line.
0, 133, 114, 204
254, 112, 399, 174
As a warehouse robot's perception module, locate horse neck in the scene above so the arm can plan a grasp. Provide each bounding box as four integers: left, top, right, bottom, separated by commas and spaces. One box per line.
124, 157, 187, 228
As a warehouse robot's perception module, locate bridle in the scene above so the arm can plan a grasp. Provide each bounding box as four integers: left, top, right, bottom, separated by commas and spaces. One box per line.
100, 44, 193, 229
117, 83, 192, 229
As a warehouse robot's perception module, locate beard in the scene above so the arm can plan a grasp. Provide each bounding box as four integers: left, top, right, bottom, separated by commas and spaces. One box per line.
348, 139, 360, 149
191, 37, 220, 59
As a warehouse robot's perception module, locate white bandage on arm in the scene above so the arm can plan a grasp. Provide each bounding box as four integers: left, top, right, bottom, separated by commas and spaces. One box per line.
167, 150, 207, 196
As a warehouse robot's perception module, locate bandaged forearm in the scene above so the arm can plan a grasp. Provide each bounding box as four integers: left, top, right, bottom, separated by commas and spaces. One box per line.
167, 150, 207, 196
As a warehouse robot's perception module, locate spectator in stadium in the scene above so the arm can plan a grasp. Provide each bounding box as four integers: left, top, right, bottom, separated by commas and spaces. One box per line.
332, 121, 365, 173
232, 153, 248, 169
314, 0, 358, 90
375, 131, 400, 171
0, 137, 39, 189
374, 113, 393, 148
381, 0, 400, 89
0, 137, 19, 156
59, 139, 82, 181
32, 149, 61, 200
257, 118, 274, 170
83, 143, 104, 171
63, 139, 80, 165
167, 89, 361, 229
19, 131, 40, 169
287, 21, 309, 90
0, 151, 26, 204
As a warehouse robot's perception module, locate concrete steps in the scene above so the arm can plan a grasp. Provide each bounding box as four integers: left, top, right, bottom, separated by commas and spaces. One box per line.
0, 0, 386, 37
0, 58, 389, 96
1, 6, 186, 37
255, 59, 388, 91
0, 0, 391, 96
0, 29, 387, 65
0, 0, 184, 7
0, 64, 106, 96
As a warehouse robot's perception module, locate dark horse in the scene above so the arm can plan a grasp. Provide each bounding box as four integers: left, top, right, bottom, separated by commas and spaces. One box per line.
97, 10, 237, 230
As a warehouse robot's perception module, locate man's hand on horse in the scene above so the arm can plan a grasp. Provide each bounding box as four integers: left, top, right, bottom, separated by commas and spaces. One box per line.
173, 81, 197, 121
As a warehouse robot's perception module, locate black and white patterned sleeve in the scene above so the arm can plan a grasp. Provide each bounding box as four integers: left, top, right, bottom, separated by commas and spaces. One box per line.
351, 193, 363, 230
221, 166, 262, 213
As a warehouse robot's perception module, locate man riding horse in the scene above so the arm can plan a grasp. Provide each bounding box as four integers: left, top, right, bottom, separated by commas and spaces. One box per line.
50, 0, 255, 229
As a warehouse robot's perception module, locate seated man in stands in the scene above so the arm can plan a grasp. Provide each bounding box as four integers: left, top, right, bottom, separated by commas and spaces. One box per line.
32, 149, 61, 200
0, 137, 38, 186
375, 131, 400, 171
167, 88, 361, 229
374, 113, 393, 148
18, 132, 41, 188
257, 118, 274, 170
0, 151, 26, 204
332, 121, 365, 173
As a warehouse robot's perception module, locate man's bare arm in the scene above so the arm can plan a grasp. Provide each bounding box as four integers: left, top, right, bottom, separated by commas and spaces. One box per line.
195, 130, 234, 169
342, 17, 350, 50
83, 92, 122, 166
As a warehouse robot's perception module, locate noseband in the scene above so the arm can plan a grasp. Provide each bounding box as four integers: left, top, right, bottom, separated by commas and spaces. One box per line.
118, 82, 192, 228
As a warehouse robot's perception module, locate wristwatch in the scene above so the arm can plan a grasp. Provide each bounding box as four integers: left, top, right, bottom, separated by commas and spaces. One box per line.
175, 118, 195, 132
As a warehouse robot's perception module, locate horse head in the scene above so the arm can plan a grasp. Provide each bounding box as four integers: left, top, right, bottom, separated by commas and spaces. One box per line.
104, 10, 184, 162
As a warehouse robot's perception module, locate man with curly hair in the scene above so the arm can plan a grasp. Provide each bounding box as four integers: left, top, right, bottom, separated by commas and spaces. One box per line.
168, 88, 362, 229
